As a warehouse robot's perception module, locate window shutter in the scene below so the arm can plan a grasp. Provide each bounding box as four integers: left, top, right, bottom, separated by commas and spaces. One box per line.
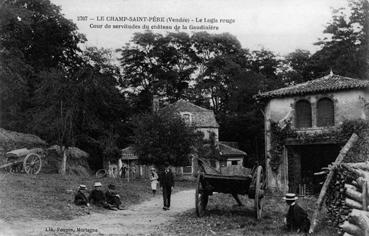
295, 100, 312, 128
317, 98, 334, 127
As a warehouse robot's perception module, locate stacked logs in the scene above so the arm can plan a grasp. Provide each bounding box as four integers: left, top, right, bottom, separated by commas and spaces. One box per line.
324, 162, 369, 236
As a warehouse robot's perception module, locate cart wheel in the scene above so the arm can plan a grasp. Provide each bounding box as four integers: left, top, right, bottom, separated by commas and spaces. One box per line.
254, 166, 264, 220
23, 153, 42, 175
195, 174, 208, 217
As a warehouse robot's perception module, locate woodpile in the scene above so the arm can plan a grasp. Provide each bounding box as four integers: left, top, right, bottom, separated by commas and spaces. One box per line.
310, 134, 369, 235
323, 162, 369, 236
310, 133, 359, 233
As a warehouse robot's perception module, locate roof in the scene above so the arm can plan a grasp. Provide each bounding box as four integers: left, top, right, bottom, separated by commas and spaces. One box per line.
0, 128, 47, 146
121, 146, 138, 160
219, 142, 247, 157
162, 99, 219, 128
257, 73, 369, 99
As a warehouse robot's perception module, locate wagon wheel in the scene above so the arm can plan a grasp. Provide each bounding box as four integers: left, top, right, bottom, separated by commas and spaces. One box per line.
23, 153, 42, 175
195, 173, 208, 217
254, 166, 265, 220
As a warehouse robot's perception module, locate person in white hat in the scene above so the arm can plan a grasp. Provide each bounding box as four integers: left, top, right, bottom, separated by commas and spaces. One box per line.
74, 184, 89, 206
88, 182, 116, 210
283, 193, 310, 233
150, 167, 159, 196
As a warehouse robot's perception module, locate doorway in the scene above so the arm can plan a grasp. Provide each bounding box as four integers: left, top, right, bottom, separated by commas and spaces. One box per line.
287, 144, 341, 195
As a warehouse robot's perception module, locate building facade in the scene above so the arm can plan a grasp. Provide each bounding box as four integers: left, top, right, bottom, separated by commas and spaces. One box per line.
258, 73, 369, 194
164, 100, 247, 172
162, 99, 219, 141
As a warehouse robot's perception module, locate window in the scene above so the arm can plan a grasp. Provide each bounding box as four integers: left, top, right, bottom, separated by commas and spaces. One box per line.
231, 160, 238, 166
183, 166, 192, 174
181, 113, 192, 125
317, 98, 334, 127
295, 100, 312, 128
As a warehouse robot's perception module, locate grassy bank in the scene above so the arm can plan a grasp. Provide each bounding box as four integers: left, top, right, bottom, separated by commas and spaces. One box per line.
0, 173, 194, 222
163, 193, 336, 236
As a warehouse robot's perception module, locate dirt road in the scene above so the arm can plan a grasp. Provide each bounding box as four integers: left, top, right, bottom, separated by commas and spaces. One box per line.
1, 189, 195, 236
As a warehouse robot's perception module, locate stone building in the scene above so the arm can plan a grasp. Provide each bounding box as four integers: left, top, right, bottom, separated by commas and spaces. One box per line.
163, 99, 247, 172
113, 99, 248, 178
162, 99, 219, 141
211, 142, 247, 169
257, 73, 369, 194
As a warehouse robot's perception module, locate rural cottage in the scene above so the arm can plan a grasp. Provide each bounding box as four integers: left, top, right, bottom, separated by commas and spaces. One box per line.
258, 72, 369, 194
163, 99, 247, 173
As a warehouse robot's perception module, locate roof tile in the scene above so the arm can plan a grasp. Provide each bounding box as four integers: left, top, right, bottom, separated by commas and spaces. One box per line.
257, 74, 369, 99
163, 99, 219, 128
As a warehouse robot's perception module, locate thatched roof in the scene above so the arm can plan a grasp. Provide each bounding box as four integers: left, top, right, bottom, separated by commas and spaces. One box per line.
0, 128, 46, 146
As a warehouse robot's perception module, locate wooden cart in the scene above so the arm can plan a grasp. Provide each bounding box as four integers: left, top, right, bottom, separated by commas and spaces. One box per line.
0, 148, 43, 174
195, 158, 265, 220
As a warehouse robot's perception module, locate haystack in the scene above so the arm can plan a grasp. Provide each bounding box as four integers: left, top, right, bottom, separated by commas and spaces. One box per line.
0, 128, 47, 166
43, 145, 91, 176
0, 128, 46, 153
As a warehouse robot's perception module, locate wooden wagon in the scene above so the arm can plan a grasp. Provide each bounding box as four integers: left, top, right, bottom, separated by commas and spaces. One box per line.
195, 158, 266, 219
0, 148, 43, 174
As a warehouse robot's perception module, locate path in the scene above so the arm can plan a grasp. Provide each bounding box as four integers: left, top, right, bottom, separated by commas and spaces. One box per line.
1, 189, 195, 236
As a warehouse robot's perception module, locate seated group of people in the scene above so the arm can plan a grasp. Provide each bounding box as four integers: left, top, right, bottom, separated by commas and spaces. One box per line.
74, 182, 124, 210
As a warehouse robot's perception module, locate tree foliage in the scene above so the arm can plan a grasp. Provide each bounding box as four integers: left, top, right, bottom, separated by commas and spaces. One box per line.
0, 0, 85, 131
309, 0, 369, 79
1, 0, 367, 172
131, 111, 201, 166
28, 47, 128, 169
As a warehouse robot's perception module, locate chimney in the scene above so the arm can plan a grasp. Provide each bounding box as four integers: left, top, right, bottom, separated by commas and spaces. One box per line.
152, 95, 159, 112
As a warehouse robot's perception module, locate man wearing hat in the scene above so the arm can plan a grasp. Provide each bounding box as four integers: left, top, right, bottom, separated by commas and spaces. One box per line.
159, 162, 174, 210
88, 182, 116, 210
283, 193, 310, 233
105, 184, 124, 210
74, 185, 89, 206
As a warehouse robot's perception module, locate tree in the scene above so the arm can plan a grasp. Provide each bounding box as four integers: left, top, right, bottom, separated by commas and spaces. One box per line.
309, 0, 369, 79
0, 48, 31, 129
29, 47, 128, 171
279, 49, 313, 85
0, 0, 85, 131
0, 0, 85, 72
131, 111, 201, 166
190, 32, 246, 112
118, 31, 198, 111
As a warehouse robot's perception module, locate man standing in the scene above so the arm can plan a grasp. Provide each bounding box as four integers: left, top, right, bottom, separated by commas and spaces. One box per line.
283, 193, 310, 233
120, 164, 127, 178
159, 162, 174, 210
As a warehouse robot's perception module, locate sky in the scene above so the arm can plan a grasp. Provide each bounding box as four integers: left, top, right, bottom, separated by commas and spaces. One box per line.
51, 0, 348, 56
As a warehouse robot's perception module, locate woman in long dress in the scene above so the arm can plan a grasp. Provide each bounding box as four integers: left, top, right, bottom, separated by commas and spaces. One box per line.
150, 168, 159, 196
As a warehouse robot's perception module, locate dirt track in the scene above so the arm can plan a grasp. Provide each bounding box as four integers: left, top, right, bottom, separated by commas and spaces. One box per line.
1, 189, 195, 236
